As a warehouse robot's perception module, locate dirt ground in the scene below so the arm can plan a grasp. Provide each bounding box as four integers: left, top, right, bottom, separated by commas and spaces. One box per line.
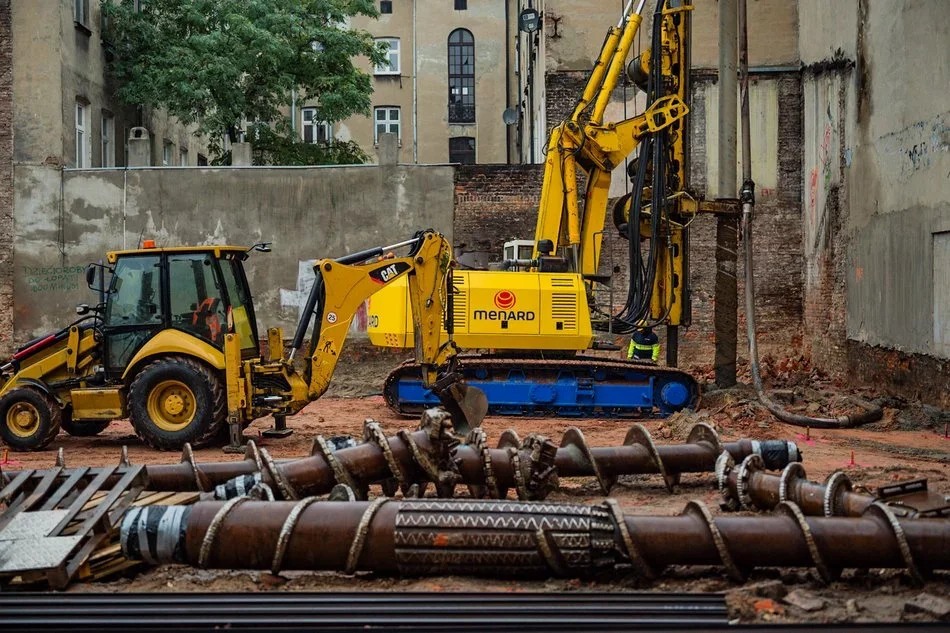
5, 350, 950, 624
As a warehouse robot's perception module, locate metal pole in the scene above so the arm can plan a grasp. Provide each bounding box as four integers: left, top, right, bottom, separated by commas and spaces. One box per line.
714, 0, 738, 388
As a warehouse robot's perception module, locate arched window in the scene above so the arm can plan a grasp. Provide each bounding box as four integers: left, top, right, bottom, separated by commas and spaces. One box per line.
448, 29, 475, 123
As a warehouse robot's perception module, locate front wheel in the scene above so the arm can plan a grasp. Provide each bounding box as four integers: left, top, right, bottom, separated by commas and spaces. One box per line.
0, 387, 62, 451
128, 356, 226, 451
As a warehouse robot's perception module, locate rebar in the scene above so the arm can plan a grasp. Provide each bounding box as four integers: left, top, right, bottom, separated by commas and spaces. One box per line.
716, 452, 950, 518
8, 409, 799, 501
121, 497, 946, 586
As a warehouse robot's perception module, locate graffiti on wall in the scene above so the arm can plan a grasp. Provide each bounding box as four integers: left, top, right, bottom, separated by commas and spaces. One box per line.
22, 265, 86, 294
878, 110, 950, 181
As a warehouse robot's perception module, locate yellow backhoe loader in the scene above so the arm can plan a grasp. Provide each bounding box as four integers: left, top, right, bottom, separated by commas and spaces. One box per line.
0, 231, 485, 452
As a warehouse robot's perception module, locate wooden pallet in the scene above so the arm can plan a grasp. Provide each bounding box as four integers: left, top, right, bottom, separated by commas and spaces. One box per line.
0, 464, 197, 589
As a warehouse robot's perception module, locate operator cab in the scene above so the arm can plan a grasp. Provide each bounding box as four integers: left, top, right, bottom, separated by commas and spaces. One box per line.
91, 242, 260, 374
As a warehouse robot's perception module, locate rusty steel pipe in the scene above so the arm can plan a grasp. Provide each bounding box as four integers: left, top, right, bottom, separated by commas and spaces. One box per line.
716, 452, 950, 518
115, 412, 799, 500
2, 411, 799, 502
121, 497, 944, 585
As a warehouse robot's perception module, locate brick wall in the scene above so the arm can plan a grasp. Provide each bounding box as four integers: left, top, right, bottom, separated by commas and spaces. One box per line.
545, 71, 587, 136
0, 0, 13, 356
680, 72, 805, 367
453, 164, 544, 260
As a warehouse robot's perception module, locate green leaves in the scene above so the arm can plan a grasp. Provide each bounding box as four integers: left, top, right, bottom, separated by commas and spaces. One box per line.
101, 0, 384, 163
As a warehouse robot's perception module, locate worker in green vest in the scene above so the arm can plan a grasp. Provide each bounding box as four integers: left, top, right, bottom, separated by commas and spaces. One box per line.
627, 326, 660, 362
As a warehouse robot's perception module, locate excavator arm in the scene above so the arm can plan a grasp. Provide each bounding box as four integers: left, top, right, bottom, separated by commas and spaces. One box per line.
531, 0, 688, 279
295, 230, 486, 433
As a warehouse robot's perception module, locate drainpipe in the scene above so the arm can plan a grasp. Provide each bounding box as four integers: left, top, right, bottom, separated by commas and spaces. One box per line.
290, 88, 297, 136
412, 0, 418, 163
505, 0, 512, 164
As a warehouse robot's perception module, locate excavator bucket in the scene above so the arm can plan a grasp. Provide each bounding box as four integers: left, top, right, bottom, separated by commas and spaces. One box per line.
433, 377, 488, 435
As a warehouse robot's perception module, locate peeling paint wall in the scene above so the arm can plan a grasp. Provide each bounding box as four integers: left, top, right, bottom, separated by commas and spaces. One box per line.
11, 165, 455, 342
800, 0, 950, 403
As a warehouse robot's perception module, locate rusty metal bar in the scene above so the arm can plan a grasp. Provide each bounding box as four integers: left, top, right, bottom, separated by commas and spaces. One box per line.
121, 497, 944, 585
716, 452, 950, 518
10, 411, 797, 501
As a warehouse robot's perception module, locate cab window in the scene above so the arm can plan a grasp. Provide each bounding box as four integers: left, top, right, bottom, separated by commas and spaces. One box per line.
219, 256, 258, 351
106, 255, 163, 326
168, 253, 226, 344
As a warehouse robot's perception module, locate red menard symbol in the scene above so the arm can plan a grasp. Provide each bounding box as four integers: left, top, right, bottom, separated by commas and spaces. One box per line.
494, 290, 516, 310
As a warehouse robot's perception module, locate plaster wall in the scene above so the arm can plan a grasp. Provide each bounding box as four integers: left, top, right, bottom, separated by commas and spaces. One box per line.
11, 164, 455, 341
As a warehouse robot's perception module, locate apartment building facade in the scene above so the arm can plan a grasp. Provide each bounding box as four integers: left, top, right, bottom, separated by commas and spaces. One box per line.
294, 0, 520, 165
11, 0, 208, 169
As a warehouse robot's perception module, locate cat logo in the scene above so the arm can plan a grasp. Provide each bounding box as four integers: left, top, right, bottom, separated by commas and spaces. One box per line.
369, 261, 411, 284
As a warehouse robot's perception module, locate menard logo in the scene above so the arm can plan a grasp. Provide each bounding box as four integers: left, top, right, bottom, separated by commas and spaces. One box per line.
474, 309, 536, 321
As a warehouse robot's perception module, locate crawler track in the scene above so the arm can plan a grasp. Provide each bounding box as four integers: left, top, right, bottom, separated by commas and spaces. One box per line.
385, 354, 701, 418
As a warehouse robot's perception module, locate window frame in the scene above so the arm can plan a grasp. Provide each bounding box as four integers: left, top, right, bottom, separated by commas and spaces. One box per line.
449, 136, 476, 164
301, 108, 332, 144
379, 0, 393, 14
74, 0, 88, 26
75, 103, 89, 168
454, 0, 467, 9
179, 147, 188, 166
162, 141, 173, 166
373, 106, 401, 145
448, 29, 476, 124
374, 38, 401, 76
100, 114, 114, 168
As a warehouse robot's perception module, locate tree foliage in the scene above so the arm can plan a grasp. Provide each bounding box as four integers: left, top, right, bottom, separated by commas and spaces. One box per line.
102, 0, 385, 161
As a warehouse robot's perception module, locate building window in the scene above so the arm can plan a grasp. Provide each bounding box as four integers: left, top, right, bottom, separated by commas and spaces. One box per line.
374, 38, 400, 75
448, 29, 475, 123
179, 147, 188, 166
449, 137, 476, 164
454, 0, 467, 9
100, 115, 114, 167
374, 107, 401, 144
162, 141, 173, 166
302, 108, 332, 144
380, 0, 392, 14
74, 0, 87, 25
197, 153, 208, 167
75, 103, 89, 168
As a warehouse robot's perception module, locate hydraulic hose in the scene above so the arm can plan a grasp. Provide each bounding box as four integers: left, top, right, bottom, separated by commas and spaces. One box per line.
736, 0, 881, 429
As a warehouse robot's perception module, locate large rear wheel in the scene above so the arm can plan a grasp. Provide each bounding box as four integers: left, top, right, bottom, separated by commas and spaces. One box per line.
0, 387, 62, 451
129, 356, 226, 450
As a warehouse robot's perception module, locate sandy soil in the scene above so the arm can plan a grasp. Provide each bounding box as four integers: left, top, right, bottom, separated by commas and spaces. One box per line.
4, 350, 949, 624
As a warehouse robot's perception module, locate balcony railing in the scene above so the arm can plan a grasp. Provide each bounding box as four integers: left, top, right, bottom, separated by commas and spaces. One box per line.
448, 103, 476, 124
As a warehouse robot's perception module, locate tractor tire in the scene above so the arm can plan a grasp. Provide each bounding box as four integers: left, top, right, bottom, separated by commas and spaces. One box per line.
0, 387, 62, 451
62, 409, 111, 437
128, 356, 226, 451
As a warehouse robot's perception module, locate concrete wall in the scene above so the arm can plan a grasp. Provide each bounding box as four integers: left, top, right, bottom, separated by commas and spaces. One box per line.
799, 0, 950, 404
11, 164, 455, 342
0, 0, 13, 356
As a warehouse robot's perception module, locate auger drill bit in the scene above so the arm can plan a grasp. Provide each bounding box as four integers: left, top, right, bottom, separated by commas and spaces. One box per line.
122, 497, 945, 586
716, 452, 950, 518
3, 409, 800, 502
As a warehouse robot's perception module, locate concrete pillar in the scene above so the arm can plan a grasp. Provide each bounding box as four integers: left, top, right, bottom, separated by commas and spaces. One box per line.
378, 133, 398, 165
127, 127, 151, 167
231, 142, 252, 166
714, 0, 738, 388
